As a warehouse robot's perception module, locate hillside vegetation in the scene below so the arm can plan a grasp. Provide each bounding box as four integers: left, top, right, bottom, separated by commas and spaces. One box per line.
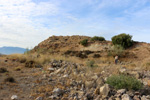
1, 34, 150, 100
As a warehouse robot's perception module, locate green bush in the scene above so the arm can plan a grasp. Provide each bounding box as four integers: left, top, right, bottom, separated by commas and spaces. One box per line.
80, 39, 88, 46
111, 33, 133, 48
106, 74, 142, 90
108, 45, 124, 57
91, 36, 105, 41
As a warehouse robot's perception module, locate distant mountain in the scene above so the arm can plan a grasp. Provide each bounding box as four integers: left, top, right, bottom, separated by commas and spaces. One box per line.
0, 46, 26, 55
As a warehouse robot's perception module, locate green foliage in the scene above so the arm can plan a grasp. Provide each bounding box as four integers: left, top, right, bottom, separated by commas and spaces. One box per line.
91, 36, 105, 41
86, 60, 98, 67
24, 48, 30, 54
111, 33, 133, 48
106, 74, 142, 90
80, 39, 88, 46
108, 45, 124, 57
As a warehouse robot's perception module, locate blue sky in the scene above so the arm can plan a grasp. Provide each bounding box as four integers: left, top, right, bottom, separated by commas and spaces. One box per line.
0, 0, 150, 48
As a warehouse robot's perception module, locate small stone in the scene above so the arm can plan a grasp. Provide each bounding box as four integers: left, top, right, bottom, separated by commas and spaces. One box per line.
11, 95, 18, 100
117, 89, 126, 94
35, 96, 43, 100
85, 81, 94, 89
119, 67, 126, 73
48, 68, 55, 71
53, 88, 64, 96
63, 74, 69, 78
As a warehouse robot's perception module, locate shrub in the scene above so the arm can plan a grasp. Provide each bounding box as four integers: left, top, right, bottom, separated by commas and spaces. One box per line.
91, 36, 105, 41
14, 67, 21, 71
25, 60, 35, 68
106, 74, 142, 90
80, 39, 88, 46
93, 54, 101, 58
76, 52, 87, 59
86, 60, 98, 67
4, 77, 15, 83
0, 68, 8, 73
111, 33, 133, 48
108, 45, 124, 57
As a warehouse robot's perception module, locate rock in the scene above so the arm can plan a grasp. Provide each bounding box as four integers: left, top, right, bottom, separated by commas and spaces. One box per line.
122, 94, 132, 100
35, 96, 43, 100
47, 68, 55, 72
96, 77, 105, 87
115, 98, 121, 100
55, 68, 62, 74
100, 84, 110, 97
119, 67, 126, 73
133, 95, 140, 100
91, 74, 98, 80
63, 74, 69, 78
53, 88, 64, 96
141, 95, 149, 100
129, 71, 140, 79
11, 95, 18, 100
85, 81, 94, 89
95, 95, 101, 100
117, 89, 126, 94
94, 87, 100, 94
85, 92, 93, 100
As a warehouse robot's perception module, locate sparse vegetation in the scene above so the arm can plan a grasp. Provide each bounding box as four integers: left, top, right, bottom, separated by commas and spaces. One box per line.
108, 45, 124, 57
14, 66, 21, 71
93, 54, 101, 58
80, 39, 88, 46
0, 67, 8, 73
91, 36, 105, 41
106, 74, 142, 90
111, 33, 133, 48
25, 60, 35, 68
86, 60, 98, 67
4, 77, 15, 83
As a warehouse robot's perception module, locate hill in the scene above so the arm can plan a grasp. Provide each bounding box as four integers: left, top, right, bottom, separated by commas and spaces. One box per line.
1, 35, 150, 100
0, 46, 26, 55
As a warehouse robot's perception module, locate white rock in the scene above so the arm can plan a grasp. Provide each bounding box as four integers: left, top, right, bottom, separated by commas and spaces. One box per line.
122, 94, 132, 100
63, 74, 69, 78
117, 89, 126, 94
48, 68, 55, 71
53, 88, 64, 96
119, 67, 126, 73
11, 95, 18, 100
35, 96, 43, 100
100, 84, 110, 97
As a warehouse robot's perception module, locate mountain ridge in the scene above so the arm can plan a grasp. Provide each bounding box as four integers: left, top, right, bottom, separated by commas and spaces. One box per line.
0, 46, 26, 55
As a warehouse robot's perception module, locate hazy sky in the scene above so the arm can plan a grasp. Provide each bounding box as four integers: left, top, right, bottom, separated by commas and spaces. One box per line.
0, 0, 150, 48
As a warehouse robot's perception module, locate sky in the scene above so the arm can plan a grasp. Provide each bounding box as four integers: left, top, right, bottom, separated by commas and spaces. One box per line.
0, 0, 150, 48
